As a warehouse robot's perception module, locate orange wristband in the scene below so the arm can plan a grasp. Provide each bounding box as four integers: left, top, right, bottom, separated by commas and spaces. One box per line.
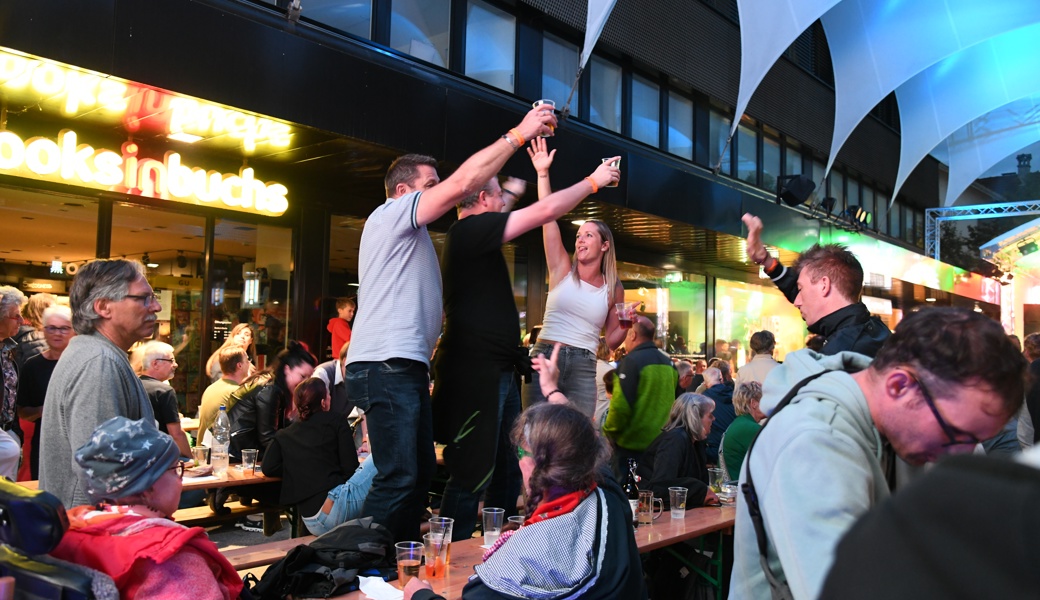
584, 176, 598, 194
509, 128, 525, 147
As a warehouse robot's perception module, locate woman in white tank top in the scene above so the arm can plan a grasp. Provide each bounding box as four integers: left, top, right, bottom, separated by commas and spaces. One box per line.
523, 138, 627, 418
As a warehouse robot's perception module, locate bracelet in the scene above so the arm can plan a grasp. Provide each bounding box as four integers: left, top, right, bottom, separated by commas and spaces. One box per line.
546, 389, 563, 401
508, 128, 525, 147
501, 134, 520, 150
584, 176, 598, 194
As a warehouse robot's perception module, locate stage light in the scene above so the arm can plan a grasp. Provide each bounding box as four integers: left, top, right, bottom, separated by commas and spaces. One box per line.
142, 253, 159, 268
1018, 239, 1038, 256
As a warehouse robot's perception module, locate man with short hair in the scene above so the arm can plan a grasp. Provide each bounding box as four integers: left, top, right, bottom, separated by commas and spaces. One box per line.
743, 213, 890, 357
676, 360, 694, 397
433, 146, 618, 540
736, 330, 780, 387
604, 316, 678, 470
346, 105, 557, 541
40, 259, 160, 507
137, 340, 192, 457
198, 345, 251, 444
730, 308, 1026, 599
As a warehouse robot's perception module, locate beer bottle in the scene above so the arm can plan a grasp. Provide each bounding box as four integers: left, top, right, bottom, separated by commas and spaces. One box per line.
624, 458, 640, 528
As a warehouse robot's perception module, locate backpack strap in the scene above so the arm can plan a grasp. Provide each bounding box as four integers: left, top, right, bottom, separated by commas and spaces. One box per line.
741, 370, 830, 600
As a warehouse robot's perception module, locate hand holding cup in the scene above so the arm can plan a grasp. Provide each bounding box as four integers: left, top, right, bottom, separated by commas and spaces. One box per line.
590, 156, 621, 190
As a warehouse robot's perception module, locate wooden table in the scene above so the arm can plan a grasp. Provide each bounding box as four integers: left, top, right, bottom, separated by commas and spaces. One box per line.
181, 418, 200, 433
333, 504, 735, 600
180, 466, 280, 492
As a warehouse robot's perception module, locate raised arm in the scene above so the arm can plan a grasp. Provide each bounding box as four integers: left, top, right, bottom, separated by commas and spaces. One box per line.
501, 155, 620, 243
527, 138, 571, 287
414, 107, 557, 227
743, 212, 797, 303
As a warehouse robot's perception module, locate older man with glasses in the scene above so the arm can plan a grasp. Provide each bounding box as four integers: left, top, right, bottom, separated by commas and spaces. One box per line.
730, 307, 1026, 600
40, 259, 161, 508
0, 285, 28, 480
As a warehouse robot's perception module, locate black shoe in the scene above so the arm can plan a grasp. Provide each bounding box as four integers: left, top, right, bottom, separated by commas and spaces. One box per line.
207, 489, 230, 516
235, 517, 263, 533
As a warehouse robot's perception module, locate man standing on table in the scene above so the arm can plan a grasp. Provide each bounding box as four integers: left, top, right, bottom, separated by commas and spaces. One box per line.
40, 259, 159, 508
729, 308, 1025, 599
346, 105, 557, 542
742, 213, 890, 357
434, 138, 619, 541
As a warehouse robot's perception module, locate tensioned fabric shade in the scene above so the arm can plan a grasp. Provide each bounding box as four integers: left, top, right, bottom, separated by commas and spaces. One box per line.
730, 0, 841, 142
892, 22, 1040, 204
820, 0, 1040, 175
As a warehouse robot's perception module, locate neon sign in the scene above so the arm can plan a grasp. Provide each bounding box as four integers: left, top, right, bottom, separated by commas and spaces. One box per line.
0, 128, 288, 217
0, 48, 292, 153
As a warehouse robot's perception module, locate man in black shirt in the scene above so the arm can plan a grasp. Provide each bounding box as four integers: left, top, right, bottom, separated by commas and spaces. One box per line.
432, 142, 618, 541
742, 213, 890, 358
137, 340, 192, 457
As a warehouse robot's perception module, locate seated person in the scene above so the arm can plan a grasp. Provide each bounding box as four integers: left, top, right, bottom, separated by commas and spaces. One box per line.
50, 416, 242, 599
636, 393, 719, 508
722, 381, 765, 480
262, 378, 377, 536
405, 403, 647, 600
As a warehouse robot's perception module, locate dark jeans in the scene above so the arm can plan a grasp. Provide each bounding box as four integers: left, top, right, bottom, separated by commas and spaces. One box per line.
439, 371, 523, 541
346, 359, 435, 542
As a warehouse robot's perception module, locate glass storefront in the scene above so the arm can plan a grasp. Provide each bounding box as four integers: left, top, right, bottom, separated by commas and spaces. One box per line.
715, 278, 807, 364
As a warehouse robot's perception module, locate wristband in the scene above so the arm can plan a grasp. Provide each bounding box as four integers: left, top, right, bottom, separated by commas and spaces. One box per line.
501, 134, 519, 150
508, 128, 525, 147
584, 176, 598, 194
546, 389, 563, 401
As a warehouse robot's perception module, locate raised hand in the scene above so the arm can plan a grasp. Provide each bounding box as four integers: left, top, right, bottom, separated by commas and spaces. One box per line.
526, 136, 556, 175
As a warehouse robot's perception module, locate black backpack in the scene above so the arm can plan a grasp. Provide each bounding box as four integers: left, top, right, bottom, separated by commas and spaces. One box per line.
249, 517, 396, 599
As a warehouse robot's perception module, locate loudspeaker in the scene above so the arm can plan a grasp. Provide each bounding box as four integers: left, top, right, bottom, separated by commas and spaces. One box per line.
778, 175, 816, 207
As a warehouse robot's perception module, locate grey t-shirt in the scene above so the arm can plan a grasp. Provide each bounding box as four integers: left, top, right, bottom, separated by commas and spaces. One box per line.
39, 332, 155, 507
347, 192, 443, 366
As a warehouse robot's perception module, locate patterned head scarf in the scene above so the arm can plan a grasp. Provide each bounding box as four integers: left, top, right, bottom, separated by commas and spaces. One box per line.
74, 417, 180, 504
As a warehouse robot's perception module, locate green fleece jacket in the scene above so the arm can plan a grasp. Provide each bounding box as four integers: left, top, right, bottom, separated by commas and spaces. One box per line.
604, 341, 678, 451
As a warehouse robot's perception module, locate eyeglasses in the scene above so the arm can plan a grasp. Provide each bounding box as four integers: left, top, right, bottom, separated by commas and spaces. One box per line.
43, 326, 73, 334
2, 313, 20, 322
124, 293, 160, 305
169, 462, 186, 477
516, 446, 533, 461
907, 371, 981, 448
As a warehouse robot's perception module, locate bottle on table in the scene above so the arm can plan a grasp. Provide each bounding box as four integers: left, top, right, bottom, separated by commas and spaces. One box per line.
624, 458, 640, 528
211, 405, 231, 478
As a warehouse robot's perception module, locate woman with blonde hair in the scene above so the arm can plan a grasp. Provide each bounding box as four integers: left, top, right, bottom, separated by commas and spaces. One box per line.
523, 138, 627, 417
205, 323, 256, 382
14, 292, 56, 369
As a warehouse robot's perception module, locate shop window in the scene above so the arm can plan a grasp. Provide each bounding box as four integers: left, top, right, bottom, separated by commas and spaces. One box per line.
762, 135, 780, 193
590, 56, 622, 133
0, 190, 97, 288
542, 34, 580, 116
715, 278, 806, 366
631, 75, 660, 147
709, 110, 732, 176
876, 192, 890, 236
111, 203, 206, 415
210, 219, 294, 374
737, 124, 758, 186
303, 0, 373, 39
785, 143, 803, 176
465, 0, 516, 92
391, 0, 450, 67
667, 91, 694, 160
831, 170, 846, 213
614, 262, 707, 357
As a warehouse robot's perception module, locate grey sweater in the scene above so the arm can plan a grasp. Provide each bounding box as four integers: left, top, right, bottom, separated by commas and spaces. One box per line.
39, 332, 155, 507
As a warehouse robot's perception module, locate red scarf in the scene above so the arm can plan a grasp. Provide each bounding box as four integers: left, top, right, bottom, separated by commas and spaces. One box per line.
483, 484, 597, 561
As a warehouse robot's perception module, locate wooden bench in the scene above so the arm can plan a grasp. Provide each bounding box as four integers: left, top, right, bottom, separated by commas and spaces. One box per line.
174, 500, 266, 527
223, 535, 316, 570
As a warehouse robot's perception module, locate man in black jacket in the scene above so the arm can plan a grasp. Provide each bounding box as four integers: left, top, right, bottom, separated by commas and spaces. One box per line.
742, 213, 890, 358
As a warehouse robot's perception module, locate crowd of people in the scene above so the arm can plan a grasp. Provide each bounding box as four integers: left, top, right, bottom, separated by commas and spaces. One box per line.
1, 102, 1036, 599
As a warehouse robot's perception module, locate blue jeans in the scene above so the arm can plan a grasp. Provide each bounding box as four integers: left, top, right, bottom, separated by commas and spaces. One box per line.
303, 458, 379, 536
346, 359, 436, 542
439, 371, 522, 541
523, 342, 598, 417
